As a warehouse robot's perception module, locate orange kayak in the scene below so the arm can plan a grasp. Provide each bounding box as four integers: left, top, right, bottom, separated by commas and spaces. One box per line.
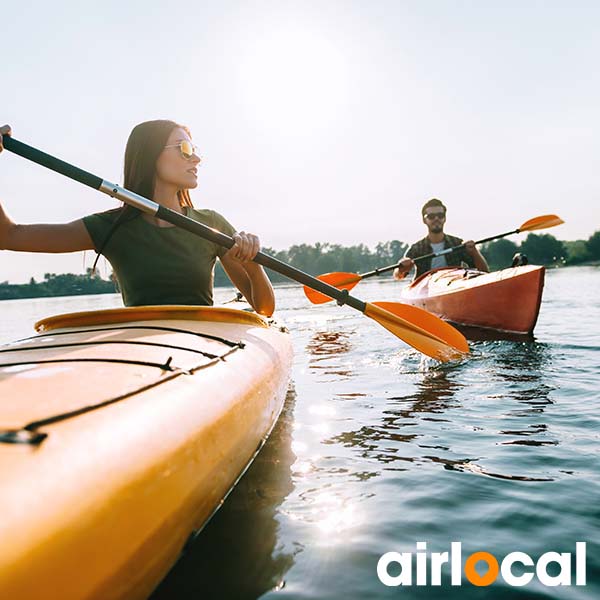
0, 305, 292, 600
400, 265, 545, 335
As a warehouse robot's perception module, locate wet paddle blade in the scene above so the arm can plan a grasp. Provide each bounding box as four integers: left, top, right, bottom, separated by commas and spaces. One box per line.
303, 272, 362, 304
518, 214, 564, 232
366, 302, 469, 361
373, 301, 470, 354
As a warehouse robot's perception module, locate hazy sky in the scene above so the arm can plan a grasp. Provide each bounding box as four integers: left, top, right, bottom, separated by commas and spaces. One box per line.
2, 0, 599, 283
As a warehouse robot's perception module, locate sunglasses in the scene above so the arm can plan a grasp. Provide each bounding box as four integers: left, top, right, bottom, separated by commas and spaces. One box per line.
425, 211, 446, 220
164, 140, 199, 160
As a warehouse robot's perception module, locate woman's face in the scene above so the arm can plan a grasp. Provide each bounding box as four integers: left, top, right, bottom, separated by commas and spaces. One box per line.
155, 127, 201, 190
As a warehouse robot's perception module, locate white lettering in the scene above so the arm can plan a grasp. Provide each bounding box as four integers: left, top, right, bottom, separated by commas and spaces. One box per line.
431, 552, 449, 586
451, 542, 462, 585
536, 552, 572, 586
377, 552, 412, 586
377, 542, 587, 589
576, 542, 586, 585
501, 552, 534, 586
416, 542, 427, 585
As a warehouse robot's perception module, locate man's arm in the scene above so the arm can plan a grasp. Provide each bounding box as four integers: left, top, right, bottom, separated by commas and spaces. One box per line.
464, 240, 489, 272
393, 257, 415, 280
393, 244, 417, 280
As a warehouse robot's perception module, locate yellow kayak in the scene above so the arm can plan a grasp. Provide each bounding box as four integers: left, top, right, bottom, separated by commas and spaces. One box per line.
0, 305, 293, 599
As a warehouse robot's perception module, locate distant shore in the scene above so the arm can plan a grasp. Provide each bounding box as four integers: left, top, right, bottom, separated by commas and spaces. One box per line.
3, 232, 598, 300
2, 262, 596, 302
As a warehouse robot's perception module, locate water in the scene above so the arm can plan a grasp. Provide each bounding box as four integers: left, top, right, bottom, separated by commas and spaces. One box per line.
1, 266, 598, 599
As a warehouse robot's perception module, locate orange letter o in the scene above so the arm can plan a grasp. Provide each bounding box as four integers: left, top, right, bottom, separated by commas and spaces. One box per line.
465, 552, 499, 587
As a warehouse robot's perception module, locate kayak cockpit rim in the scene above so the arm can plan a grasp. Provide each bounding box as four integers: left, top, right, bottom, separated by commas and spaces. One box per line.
35, 305, 270, 332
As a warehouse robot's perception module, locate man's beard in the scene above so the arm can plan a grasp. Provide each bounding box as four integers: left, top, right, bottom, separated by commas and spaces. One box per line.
430, 224, 443, 234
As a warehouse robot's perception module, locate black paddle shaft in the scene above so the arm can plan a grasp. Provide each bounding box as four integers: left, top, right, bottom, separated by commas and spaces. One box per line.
3, 136, 366, 312
157, 207, 366, 311
359, 229, 519, 279
3, 137, 102, 189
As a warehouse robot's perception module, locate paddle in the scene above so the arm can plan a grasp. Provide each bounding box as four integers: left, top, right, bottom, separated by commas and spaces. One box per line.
304, 214, 564, 303
2, 135, 469, 361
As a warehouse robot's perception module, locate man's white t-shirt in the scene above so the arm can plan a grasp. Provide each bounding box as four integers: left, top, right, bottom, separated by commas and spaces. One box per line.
430, 242, 447, 270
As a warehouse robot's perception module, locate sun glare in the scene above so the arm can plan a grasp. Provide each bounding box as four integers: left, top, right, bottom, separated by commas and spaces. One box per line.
238, 30, 349, 132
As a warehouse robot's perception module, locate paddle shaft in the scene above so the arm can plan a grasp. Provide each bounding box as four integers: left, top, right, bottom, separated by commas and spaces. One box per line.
4, 136, 367, 311
359, 229, 520, 279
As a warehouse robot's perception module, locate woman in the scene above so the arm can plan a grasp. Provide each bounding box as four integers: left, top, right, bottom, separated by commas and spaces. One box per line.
0, 121, 275, 315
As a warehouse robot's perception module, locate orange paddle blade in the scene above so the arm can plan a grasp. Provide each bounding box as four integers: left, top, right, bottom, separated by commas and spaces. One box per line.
367, 301, 469, 361
518, 214, 564, 232
303, 272, 362, 304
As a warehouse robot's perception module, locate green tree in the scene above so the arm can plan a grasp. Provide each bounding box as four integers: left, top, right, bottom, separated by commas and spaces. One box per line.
213, 240, 411, 288
564, 240, 590, 265
374, 240, 407, 264
0, 271, 117, 300
481, 239, 518, 270
586, 231, 600, 260
519, 234, 567, 265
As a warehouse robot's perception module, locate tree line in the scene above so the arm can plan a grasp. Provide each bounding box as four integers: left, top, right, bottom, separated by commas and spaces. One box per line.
481, 230, 600, 271
1, 231, 598, 300
0, 270, 115, 301
214, 240, 408, 286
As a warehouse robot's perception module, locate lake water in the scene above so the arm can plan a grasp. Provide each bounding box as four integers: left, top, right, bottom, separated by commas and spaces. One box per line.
1, 266, 598, 599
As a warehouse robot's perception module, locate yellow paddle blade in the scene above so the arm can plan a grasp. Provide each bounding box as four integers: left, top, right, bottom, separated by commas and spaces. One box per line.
518, 214, 564, 232
366, 302, 469, 362
303, 272, 362, 304
373, 301, 470, 354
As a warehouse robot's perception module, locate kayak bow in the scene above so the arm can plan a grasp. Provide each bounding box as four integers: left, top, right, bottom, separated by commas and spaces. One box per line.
0, 305, 292, 600
400, 265, 545, 335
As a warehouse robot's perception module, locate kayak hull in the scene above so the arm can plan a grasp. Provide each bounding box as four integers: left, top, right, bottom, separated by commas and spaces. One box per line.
0, 306, 292, 600
400, 265, 545, 335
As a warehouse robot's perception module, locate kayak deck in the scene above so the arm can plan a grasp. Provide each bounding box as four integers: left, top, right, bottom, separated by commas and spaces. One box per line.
0, 306, 292, 600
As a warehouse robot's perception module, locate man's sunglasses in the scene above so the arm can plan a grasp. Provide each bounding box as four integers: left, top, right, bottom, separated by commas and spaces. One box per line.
425, 211, 446, 220
164, 140, 199, 160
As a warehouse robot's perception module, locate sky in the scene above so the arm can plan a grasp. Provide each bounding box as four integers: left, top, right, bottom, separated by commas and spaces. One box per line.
1, 0, 599, 283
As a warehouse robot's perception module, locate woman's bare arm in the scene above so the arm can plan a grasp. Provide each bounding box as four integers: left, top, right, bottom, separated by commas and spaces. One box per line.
0, 203, 94, 252
219, 231, 275, 316
0, 124, 95, 253
220, 257, 275, 316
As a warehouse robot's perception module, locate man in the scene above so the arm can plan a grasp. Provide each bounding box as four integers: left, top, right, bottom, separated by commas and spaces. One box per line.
394, 198, 489, 279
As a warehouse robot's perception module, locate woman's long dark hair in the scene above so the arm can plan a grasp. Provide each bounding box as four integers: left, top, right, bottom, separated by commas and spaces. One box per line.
92, 119, 193, 271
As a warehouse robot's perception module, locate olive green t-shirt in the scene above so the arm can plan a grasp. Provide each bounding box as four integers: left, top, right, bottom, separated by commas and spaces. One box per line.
83, 207, 236, 307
